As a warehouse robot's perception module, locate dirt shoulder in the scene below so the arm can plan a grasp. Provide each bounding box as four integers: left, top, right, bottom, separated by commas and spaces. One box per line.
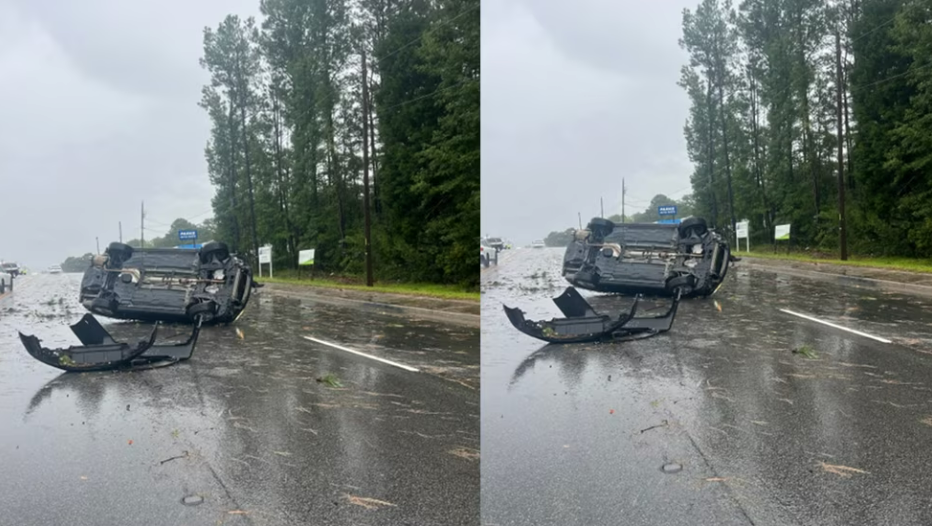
738, 256, 932, 296
260, 281, 480, 327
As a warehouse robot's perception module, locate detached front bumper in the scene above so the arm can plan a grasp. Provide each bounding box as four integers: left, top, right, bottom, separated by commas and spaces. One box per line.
504, 286, 680, 344
19, 314, 201, 372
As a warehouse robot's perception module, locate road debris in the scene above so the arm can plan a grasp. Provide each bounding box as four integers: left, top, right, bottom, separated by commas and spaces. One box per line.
159, 451, 189, 465
345, 494, 397, 510
819, 461, 869, 478
640, 420, 669, 434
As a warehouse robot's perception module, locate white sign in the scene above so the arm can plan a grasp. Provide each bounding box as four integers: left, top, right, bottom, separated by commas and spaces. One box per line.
298, 249, 315, 266
775, 224, 791, 241
258, 245, 272, 278
258, 245, 272, 264
735, 220, 750, 252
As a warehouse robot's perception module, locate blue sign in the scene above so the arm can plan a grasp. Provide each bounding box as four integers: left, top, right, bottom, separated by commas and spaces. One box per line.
179, 230, 198, 241
658, 205, 677, 216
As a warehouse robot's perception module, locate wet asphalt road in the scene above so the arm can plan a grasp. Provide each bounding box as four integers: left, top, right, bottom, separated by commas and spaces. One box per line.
0, 274, 478, 526
482, 248, 932, 526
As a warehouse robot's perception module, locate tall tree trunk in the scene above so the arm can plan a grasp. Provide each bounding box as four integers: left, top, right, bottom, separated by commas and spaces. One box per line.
749, 71, 770, 227
327, 85, 346, 244
239, 100, 260, 267
226, 102, 241, 252
272, 97, 295, 262
706, 79, 719, 228
716, 77, 736, 237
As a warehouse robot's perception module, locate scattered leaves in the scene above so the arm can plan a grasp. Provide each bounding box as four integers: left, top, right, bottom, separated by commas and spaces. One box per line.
345, 494, 397, 510
317, 373, 343, 388
819, 461, 868, 478
793, 345, 819, 359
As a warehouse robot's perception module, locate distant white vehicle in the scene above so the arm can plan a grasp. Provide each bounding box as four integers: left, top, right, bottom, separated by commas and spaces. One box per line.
531, 240, 545, 249
47, 265, 62, 274
480, 239, 499, 268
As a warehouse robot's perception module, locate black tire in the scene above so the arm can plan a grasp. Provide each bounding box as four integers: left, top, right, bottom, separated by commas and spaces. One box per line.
0, 280, 5, 294
187, 301, 217, 317
199, 241, 230, 264
107, 242, 133, 263
588, 217, 615, 238
678, 217, 708, 237
667, 274, 695, 296
481, 255, 489, 268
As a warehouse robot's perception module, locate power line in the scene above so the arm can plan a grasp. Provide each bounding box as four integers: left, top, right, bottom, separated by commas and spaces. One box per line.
378, 3, 480, 63
381, 77, 477, 112
851, 61, 932, 92
850, 15, 897, 44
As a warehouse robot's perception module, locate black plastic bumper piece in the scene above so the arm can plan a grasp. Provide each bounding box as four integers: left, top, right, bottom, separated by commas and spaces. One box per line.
503, 286, 680, 344
19, 314, 201, 372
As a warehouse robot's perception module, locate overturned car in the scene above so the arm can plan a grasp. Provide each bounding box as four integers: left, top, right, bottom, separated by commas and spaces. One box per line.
80, 241, 255, 324
562, 217, 734, 298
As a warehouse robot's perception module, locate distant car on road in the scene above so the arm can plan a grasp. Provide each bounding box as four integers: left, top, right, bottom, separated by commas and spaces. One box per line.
47, 265, 62, 274
1, 261, 21, 277
530, 240, 545, 249
480, 239, 499, 268
485, 237, 506, 251
0, 269, 10, 293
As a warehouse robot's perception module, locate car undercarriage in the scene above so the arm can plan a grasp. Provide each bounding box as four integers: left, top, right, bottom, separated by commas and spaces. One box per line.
562, 217, 735, 298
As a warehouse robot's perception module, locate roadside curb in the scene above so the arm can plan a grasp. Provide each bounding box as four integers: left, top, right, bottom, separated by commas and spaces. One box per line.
737, 258, 932, 298
261, 284, 480, 328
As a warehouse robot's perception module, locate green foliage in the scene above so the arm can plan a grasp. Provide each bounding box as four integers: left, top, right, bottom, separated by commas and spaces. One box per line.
61, 253, 93, 273
199, 0, 479, 286
677, 0, 932, 257
544, 229, 575, 247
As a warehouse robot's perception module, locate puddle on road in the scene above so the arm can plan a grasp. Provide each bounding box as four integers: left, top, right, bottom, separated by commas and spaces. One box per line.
1, 274, 480, 525
482, 248, 932, 525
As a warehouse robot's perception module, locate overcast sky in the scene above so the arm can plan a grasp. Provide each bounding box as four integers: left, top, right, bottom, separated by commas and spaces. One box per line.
481, 0, 698, 245
0, 0, 259, 269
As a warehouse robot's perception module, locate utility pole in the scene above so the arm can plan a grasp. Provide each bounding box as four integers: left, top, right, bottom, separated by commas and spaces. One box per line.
96, 237, 100, 254
600, 197, 604, 218
141, 201, 145, 248
622, 179, 626, 223
835, 30, 848, 261
119, 221, 122, 243
578, 212, 582, 230
361, 47, 374, 287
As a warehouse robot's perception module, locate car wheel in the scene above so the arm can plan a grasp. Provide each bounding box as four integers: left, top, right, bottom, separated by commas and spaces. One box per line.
588, 218, 615, 238
482, 255, 489, 268
107, 242, 134, 264
199, 241, 231, 264
667, 274, 695, 295
678, 217, 708, 238
187, 301, 217, 317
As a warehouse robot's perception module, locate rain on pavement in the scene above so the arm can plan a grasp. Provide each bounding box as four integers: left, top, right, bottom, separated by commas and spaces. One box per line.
0, 273, 478, 526
481, 247, 932, 526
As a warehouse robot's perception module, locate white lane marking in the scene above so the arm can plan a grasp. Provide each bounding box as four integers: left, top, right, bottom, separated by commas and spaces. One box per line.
779, 309, 892, 344
302, 336, 420, 372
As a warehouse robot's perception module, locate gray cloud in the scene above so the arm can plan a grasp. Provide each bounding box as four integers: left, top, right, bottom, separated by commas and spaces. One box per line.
0, 0, 259, 269
481, 0, 696, 246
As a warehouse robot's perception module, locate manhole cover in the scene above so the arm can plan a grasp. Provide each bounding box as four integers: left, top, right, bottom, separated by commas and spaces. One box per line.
182, 495, 204, 506
661, 463, 683, 474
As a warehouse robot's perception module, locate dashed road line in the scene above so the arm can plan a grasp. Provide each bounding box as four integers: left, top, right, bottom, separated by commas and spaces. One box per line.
302, 336, 420, 372
779, 309, 892, 344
